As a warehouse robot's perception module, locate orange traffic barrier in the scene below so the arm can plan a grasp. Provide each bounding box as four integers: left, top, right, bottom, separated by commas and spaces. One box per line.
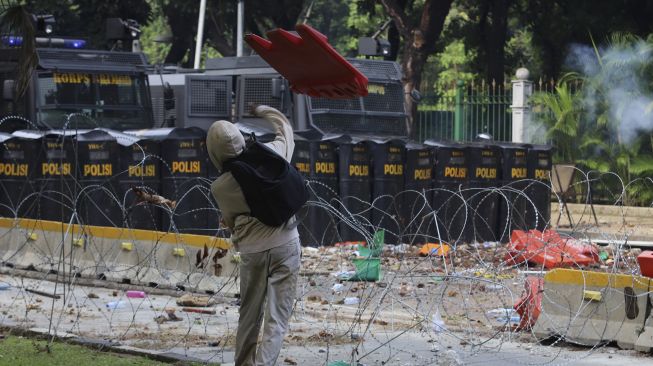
513, 276, 543, 330
505, 229, 598, 269
419, 243, 450, 257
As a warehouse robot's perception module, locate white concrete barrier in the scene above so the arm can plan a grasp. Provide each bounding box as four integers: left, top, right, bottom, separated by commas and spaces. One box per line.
0, 218, 234, 289
532, 268, 651, 349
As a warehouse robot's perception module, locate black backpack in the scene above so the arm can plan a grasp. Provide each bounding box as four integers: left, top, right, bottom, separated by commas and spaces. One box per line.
223, 140, 309, 227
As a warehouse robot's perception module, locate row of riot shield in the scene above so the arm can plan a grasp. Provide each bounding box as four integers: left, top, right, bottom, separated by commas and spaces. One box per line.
292, 137, 552, 246
0, 127, 552, 244
293, 137, 409, 246
412, 140, 552, 244
0, 128, 220, 236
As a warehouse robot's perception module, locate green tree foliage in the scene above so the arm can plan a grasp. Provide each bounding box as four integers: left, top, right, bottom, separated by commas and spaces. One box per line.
299, 1, 352, 54
530, 76, 583, 163
302, 0, 393, 58
419, 6, 476, 95
505, 28, 544, 78
426, 40, 477, 96
140, 6, 171, 65
442, 0, 512, 85
342, 1, 385, 54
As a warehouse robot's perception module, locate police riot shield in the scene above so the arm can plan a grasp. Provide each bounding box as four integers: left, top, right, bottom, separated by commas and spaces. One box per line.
338, 140, 371, 242
113, 131, 162, 231
0, 133, 38, 219
291, 138, 313, 245
466, 142, 500, 243
526, 144, 553, 231
401, 142, 434, 244
76, 130, 121, 227
497, 143, 529, 243
309, 139, 340, 246
159, 128, 210, 235
370, 140, 405, 244
33, 131, 77, 223
426, 140, 470, 244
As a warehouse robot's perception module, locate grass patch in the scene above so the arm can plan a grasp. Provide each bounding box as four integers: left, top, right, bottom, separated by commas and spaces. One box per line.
0, 335, 206, 365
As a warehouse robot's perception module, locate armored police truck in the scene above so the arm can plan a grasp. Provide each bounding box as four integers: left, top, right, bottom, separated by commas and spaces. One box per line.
148, 55, 408, 137
0, 36, 408, 137
0, 45, 154, 132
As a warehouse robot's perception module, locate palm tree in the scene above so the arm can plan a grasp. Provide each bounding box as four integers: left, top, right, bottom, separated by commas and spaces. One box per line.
0, 1, 37, 97
530, 74, 584, 163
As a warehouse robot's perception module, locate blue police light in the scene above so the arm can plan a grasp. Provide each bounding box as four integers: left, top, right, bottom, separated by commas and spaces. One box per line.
3, 35, 86, 49
63, 39, 86, 49
1, 36, 23, 47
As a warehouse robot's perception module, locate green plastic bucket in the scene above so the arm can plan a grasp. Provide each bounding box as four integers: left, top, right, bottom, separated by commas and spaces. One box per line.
350, 257, 382, 281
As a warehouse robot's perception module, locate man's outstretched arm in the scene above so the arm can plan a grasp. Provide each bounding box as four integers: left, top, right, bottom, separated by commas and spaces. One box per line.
253, 105, 295, 162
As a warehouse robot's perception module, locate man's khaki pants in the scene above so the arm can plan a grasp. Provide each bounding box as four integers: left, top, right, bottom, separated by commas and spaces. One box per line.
235, 239, 300, 366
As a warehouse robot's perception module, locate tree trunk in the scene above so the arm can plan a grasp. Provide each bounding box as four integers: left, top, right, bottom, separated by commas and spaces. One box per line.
401, 44, 429, 138
378, 0, 453, 138
206, 6, 235, 57
479, 0, 510, 85
163, 3, 195, 66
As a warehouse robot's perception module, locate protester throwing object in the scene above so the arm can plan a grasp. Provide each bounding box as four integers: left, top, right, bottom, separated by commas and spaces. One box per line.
206, 105, 307, 366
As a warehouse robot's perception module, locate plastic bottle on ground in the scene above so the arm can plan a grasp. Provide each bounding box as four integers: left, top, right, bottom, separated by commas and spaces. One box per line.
106, 301, 126, 309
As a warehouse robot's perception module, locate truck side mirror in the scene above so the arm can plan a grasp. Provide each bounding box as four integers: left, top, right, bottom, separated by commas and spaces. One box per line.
3, 80, 15, 101
410, 89, 421, 103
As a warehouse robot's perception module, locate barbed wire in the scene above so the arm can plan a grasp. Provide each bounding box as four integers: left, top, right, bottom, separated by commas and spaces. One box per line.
0, 123, 650, 365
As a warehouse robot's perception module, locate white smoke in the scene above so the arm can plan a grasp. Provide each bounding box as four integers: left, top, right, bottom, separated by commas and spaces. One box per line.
566, 43, 599, 76
525, 116, 547, 144
566, 40, 653, 144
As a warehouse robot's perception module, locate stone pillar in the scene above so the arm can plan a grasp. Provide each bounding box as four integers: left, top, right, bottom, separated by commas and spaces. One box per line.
511, 68, 533, 143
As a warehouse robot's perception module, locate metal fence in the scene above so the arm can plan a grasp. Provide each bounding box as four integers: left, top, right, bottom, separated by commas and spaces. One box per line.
417, 78, 558, 143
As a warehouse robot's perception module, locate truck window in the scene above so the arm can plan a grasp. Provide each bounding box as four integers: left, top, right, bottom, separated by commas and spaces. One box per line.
36, 72, 152, 130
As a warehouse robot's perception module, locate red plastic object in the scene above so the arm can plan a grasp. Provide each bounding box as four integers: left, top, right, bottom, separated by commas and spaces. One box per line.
513, 276, 543, 330
505, 229, 599, 269
637, 250, 653, 277
245, 24, 368, 99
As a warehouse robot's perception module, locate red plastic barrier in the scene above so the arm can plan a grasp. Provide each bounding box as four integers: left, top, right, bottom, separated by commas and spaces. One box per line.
245, 24, 368, 99
513, 276, 543, 330
505, 229, 599, 269
638, 250, 653, 277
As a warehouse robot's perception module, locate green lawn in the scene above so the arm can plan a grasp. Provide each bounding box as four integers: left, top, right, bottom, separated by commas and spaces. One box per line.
0, 335, 204, 366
